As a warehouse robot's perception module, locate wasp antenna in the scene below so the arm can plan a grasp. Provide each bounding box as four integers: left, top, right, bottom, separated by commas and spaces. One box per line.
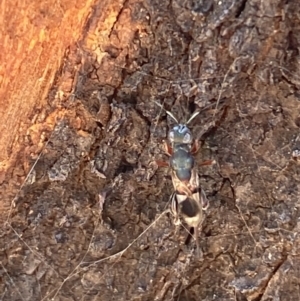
153, 100, 179, 123
186, 111, 200, 125
153, 100, 164, 109
165, 110, 179, 124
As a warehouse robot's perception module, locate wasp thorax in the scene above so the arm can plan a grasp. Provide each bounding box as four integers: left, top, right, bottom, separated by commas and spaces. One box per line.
168, 124, 193, 144
170, 149, 194, 169
170, 148, 195, 182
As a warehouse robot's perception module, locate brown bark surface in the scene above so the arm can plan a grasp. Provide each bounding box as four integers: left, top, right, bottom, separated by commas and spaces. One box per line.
0, 0, 118, 215
0, 0, 94, 159
1, 0, 300, 300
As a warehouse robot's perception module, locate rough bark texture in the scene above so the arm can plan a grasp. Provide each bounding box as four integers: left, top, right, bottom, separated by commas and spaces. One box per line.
1, 0, 300, 300
0, 0, 116, 216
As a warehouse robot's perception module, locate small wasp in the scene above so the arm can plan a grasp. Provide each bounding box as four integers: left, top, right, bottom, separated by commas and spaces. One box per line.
154, 101, 211, 258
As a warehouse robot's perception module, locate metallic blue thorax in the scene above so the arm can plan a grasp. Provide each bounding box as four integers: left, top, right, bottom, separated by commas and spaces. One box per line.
168, 123, 195, 183
169, 144, 195, 182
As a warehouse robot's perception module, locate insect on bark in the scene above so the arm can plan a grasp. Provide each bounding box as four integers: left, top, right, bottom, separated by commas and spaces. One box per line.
154, 101, 211, 258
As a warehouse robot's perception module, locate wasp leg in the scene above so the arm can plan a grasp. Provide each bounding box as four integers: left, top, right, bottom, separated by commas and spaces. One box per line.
199, 159, 215, 167
155, 160, 169, 167
194, 226, 203, 259
170, 192, 181, 226
183, 227, 203, 258
190, 140, 200, 154
163, 141, 173, 156
173, 216, 181, 226
200, 188, 209, 211
172, 213, 181, 243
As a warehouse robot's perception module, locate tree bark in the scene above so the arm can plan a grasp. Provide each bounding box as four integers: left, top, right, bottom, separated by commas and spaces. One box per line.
0, 0, 125, 216
0, 0, 98, 162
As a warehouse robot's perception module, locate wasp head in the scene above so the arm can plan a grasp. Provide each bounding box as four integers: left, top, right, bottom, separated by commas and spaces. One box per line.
168, 124, 193, 145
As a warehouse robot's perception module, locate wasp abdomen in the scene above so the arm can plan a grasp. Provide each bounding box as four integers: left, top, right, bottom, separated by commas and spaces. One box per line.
175, 193, 202, 228
181, 198, 201, 218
